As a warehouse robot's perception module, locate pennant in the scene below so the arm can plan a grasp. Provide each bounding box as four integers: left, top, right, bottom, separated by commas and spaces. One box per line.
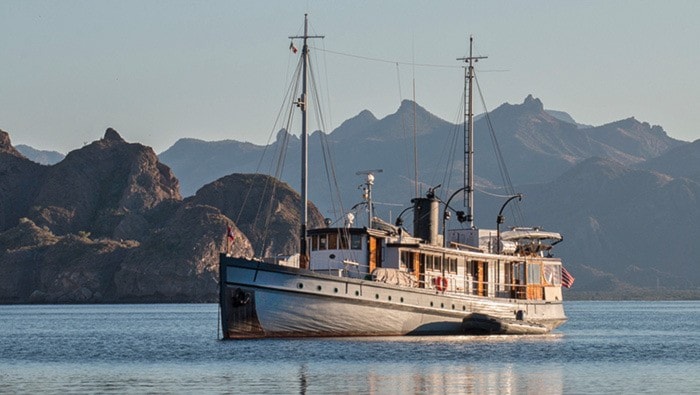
289, 41, 298, 54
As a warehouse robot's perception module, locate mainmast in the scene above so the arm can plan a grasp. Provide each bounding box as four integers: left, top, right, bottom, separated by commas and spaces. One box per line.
290, 14, 323, 268
457, 36, 487, 228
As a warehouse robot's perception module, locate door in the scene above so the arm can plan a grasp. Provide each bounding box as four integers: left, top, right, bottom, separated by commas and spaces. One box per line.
368, 236, 382, 273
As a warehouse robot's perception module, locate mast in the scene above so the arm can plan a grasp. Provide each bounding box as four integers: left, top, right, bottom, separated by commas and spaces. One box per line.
290, 14, 323, 268
457, 36, 487, 228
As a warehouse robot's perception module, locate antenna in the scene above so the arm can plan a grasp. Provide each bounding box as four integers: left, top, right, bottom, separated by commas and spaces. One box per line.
356, 169, 383, 228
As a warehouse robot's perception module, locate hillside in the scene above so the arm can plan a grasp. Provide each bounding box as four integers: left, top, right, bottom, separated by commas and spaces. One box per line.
160, 96, 683, 220
2, 92, 697, 300
0, 128, 323, 303
516, 157, 699, 296
155, 96, 695, 297
15, 144, 65, 165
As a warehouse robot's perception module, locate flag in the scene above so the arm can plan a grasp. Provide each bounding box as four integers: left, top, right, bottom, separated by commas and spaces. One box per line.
289, 41, 298, 53
562, 267, 575, 288
227, 225, 235, 241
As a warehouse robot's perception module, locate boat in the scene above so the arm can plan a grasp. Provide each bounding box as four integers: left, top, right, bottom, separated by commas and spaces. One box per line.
219, 15, 568, 339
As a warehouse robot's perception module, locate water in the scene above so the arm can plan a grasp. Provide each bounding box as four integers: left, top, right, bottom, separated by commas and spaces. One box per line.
1, 301, 698, 394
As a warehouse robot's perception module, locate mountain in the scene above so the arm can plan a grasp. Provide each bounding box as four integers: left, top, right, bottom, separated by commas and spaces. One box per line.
2, 128, 329, 303
160, 96, 683, 219
1, 127, 327, 303
517, 157, 699, 296
544, 109, 592, 129
2, 91, 696, 300
471, 95, 683, 187
158, 138, 268, 197
636, 138, 700, 181
16, 144, 65, 165
0, 130, 46, 231
155, 97, 694, 297
187, 173, 324, 257
25, 128, 182, 238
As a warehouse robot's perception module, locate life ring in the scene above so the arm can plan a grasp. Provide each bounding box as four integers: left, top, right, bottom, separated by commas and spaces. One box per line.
435, 276, 448, 292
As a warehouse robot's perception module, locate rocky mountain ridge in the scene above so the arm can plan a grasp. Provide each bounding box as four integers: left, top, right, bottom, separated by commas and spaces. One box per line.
15, 144, 65, 165
156, 97, 697, 298
4, 93, 698, 300
1, 128, 323, 303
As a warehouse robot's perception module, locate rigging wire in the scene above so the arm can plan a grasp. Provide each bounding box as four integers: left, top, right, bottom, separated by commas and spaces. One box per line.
234, 55, 301, 256
474, 75, 524, 225
312, 46, 462, 69
395, 63, 415, 208
433, 88, 467, 202
311, 46, 509, 72
235, 53, 304, 257
411, 37, 419, 198
308, 58, 346, 221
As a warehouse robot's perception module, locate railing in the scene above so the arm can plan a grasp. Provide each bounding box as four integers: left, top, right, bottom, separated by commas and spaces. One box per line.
307, 261, 553, 300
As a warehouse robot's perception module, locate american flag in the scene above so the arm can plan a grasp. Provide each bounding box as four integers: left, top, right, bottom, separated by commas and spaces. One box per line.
562, 267, 575, 288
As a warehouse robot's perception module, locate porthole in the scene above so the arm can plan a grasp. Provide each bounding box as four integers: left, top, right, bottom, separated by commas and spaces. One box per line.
333, 288, 339, 293
375, 294, 380, 299
451, 304, 455, 310
430, 301, 434, 307
297, 283, 304, 289
388, 295, 392, 301
400, 297, 404, 303
440, 303, 444, 309
462, 305, 466, 311
355, 290, 360, 296
317, 285, 322, 291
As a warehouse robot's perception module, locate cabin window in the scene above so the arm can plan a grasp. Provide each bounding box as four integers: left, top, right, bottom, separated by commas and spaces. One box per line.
527, 263, 542, 285
328, 233, 338, 250
319, 234, 327, 250
423, 254, 432, 270
543, 264, 561, 285
311, 235, 318, 251
447, 257, 458, 273
400, 251, 411, 269
339, 234, 349, 250
421, 254, 446, 272
351, 234, 363, 250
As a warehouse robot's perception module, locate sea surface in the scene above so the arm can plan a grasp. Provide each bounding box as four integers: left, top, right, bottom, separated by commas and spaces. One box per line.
1, 301, 698, 394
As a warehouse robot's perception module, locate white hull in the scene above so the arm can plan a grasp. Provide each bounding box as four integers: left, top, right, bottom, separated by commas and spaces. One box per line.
220, 255, 566, 338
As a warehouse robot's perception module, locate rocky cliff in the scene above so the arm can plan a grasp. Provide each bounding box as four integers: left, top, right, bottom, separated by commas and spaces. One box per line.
0, 128, 300, 303
188, 173, 325, 257
28, 128, 182, 239
0, 130, 46, 232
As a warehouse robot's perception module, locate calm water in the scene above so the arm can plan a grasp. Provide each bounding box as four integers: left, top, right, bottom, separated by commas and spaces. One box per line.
1, 301, 698, 394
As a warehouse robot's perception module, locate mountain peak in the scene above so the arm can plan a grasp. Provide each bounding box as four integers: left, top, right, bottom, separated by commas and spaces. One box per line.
398, 99, 430, 115
522, 94, 544, 112
103, 128, 125, 142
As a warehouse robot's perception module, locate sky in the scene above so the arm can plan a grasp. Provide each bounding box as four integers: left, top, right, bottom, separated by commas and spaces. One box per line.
1, 0, 699, 154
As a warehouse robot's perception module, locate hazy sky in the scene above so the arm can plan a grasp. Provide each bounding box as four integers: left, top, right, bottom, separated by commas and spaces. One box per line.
2, 1, 699, 154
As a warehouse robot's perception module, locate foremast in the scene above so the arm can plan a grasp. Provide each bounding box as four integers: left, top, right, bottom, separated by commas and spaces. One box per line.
457, 36, 487, 228
290, 14, 323, 268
